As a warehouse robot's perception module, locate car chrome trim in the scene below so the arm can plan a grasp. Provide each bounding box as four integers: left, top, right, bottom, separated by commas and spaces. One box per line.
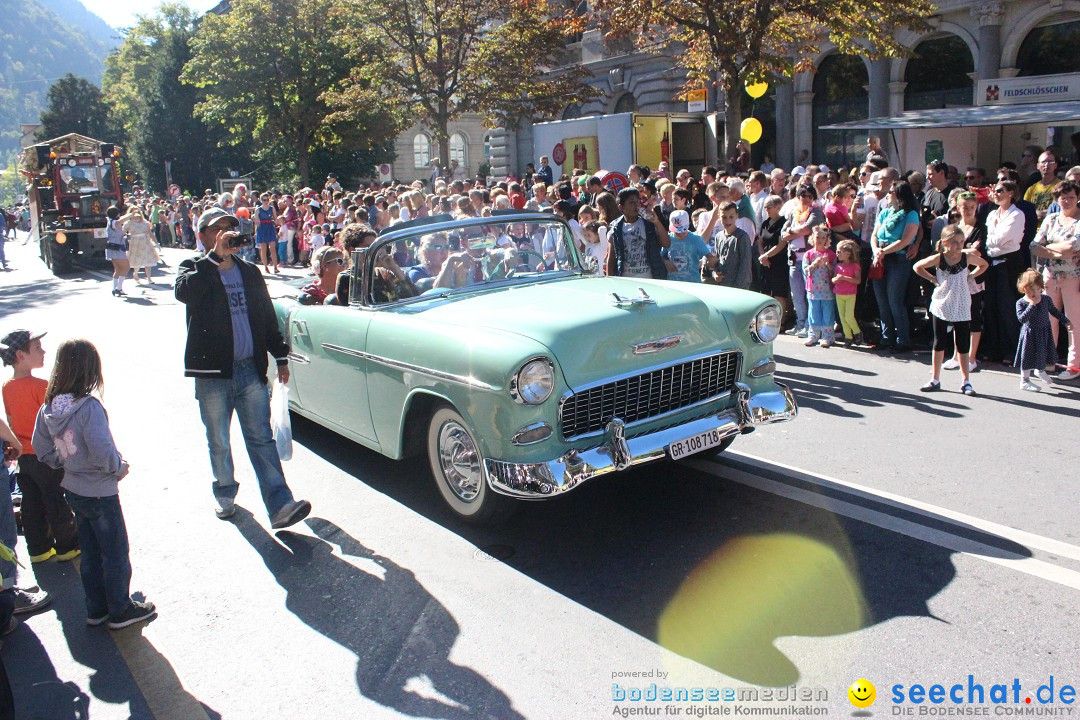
510, 422, 553, 446
485, 383, 797, 499
509, 357, 555, 404
558, 350, 742, 440
748, 358, 776, 377
287, 352, 310, 365
631, 334, 683, 355
749, 303, 783, 344
322, 344, 499, 391
611, 287, 656, 308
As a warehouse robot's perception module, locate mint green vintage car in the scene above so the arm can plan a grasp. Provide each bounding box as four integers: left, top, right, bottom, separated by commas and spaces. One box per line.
275, 212, 796, 523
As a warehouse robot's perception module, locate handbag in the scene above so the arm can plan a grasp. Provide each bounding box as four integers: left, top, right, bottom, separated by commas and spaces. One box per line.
867, 256, 885, 280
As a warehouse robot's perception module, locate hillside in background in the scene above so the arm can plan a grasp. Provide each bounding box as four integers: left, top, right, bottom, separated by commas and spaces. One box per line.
0, 0, 117, 159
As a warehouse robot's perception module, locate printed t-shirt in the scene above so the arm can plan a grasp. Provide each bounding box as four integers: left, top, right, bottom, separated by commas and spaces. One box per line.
219, 264, 254, 361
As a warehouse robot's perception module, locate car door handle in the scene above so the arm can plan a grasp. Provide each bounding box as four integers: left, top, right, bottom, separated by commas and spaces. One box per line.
292, 319, 309, 337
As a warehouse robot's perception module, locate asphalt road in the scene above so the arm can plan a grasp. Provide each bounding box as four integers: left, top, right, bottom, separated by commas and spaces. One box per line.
1, 233, 1077, 720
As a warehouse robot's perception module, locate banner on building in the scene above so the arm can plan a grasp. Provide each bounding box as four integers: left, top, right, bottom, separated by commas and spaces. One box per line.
977, 72, 1080, 106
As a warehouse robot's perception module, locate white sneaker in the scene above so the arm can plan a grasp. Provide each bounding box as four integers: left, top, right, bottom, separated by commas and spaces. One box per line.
1020, 381, 1040, 392
796, 328, 809, 339
968, 359, 979, 372
1057, 368, 1080, 381
1036, 370, 1054, 385
804, 334, 819, 347
942, 358, 960, 370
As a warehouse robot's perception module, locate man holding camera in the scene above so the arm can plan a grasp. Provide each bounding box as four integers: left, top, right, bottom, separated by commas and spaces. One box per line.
174, 208, 311, 529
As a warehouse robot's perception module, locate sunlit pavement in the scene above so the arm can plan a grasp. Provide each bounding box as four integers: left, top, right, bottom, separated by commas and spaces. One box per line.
2, 234, 1077, 719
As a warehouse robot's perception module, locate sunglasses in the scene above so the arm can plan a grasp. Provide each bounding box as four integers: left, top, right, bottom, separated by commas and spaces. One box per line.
325, 257, 346, 266
957, 192, 977, 200
993, 187, 1008, 194
423, 243, 449, 251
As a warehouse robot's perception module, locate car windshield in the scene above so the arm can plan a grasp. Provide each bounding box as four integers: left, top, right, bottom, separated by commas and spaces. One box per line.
58, 164, 103, 195
365, 217, 589, 305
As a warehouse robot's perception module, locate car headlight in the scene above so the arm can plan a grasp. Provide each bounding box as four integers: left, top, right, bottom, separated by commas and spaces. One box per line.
511, 358, 554, 404
750, 305, 782, 344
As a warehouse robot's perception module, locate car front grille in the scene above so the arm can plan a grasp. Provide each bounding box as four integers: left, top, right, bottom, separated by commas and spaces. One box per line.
559, 351, 741, 439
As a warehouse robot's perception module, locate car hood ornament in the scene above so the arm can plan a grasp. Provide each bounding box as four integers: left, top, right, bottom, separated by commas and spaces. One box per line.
631, 335, 682, 355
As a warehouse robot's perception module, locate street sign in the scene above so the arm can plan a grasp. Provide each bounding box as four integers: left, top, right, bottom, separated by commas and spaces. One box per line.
552, 143, 567, 166
687, 88, 707, 112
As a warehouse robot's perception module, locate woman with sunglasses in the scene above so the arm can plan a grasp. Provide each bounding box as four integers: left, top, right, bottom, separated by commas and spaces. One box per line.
983, 180, 1025, 363
298, 246, 346, 305
870, 181, 920, 352
1029, 179, 1080, 379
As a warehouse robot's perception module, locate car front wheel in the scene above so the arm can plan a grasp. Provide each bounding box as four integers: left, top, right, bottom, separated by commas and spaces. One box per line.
426, 404, 514, 524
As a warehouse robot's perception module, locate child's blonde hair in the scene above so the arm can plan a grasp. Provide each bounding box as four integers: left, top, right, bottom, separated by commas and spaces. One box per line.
937, 223, 964, 253
836, 239, 860, 264
1017, 269, 1044, 293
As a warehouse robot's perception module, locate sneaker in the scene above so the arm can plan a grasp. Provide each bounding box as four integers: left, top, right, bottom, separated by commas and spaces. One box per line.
804, 335, 819, 347
920, 379, 941, 392
961, 381, 976, 396
796, 328, 809, 339
215, 497, 236, 520
1058, 367, 1080, 381
107, 600, 156, 630
55, 548, 80, 562
942, 358, 960, 370
853, 333, 864, 346
1020, 381, 1040, 392
29, 548, 55, 564
1036, 371, 1055, 385
270, 499, 312, 529
821, 339, 833, 348
11, 586, 52, 615
86, 612, 109, 627
969, 359, 979, 372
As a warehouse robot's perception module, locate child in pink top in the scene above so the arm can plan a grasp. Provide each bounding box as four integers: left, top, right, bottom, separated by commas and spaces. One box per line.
832, 239, 863, 345
804, 226, 838, 347
824, 184, 858, 243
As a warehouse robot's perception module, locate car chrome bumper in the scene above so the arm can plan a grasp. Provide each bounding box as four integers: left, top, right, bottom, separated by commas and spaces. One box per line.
484, 383, 797, 499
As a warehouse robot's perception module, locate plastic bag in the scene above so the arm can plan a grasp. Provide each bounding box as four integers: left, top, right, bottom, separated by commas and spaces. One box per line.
270, 379, 293, 461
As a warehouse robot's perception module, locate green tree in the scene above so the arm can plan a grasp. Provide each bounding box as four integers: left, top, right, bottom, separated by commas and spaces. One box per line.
37, 74, 121, 142
104, 3, 249, 193
591, 0, 935, 167
338, 0, 594, 170
182, 0, 402, 186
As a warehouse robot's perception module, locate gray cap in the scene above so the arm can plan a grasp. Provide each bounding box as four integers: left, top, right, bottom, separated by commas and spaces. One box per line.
196, 207, 239, 232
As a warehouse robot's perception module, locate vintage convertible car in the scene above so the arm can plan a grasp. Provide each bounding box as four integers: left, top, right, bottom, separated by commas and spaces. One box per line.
274, 212, 796, 523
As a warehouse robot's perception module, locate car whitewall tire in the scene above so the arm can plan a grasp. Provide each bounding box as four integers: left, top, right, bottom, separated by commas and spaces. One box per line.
426, 405, 513, 524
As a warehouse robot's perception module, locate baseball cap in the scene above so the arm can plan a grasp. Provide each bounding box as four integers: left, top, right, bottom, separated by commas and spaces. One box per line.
669, 210, 691, 234
818, 165, 830, 173
196, 207, 239, 232
791, 166, 806, 176
0, 330, 46, 366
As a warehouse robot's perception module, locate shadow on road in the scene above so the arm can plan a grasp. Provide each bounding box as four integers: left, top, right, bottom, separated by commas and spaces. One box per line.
230, 508, 524, 720
289, 413, 1034, 689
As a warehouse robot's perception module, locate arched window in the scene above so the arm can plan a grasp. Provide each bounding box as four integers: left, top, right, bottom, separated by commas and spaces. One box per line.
905, 36, 974, 110
413, 133, 431, 168
450, 133, 468, 167
1018, 20, 1080, 77
614, 92, 637, 114
812, 55, 869, 168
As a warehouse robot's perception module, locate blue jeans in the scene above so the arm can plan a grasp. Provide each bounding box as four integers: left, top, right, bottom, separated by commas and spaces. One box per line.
807, 298, 836, 336
64, 492, 132, 619
788, 259, 808, 330
0, 235, 6, 267
195, 358, 294, 517
871, 253, 913, 346
0, 470, 16, 590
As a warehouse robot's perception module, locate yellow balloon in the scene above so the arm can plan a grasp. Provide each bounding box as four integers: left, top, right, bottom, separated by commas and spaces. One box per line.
745, 80, 769, 99
740, 117, 763, 144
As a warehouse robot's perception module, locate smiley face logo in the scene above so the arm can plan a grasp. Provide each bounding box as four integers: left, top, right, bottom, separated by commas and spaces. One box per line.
848, 679, 876, 708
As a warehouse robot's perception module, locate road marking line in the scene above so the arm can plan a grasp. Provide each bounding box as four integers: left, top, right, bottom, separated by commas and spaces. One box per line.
111, 627, 212, 720
727, 451, 1080, 562
684, 454, 1080, 592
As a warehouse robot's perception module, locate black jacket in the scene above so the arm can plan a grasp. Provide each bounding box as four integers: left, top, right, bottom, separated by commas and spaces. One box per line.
174, 252, 288, 383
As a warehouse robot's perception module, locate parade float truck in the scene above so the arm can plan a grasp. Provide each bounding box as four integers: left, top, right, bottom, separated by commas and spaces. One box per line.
530, 113, 716, 191
25, 133, 125, 275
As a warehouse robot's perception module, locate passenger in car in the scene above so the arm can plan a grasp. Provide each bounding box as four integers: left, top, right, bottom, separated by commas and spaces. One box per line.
298, 247, 346, 305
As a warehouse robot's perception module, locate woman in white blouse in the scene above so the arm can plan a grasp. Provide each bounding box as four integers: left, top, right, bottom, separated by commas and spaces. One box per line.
984, 180, 1025, 363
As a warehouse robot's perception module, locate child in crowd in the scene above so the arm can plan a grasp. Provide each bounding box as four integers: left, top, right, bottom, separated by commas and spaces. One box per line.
832, 240, 863, 345
662, 210, 714, 283
581, 221, 609, 273
310, 224, 326, 253
913, 225, 988, 395
32, 339, 155, 630
804, 226, 837, 347
1, 329, 79, 564
1015, 270, 1071, 392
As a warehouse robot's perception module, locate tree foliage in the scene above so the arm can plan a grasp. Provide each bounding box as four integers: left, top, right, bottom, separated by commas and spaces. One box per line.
103, 3, 249, 194
592, 0, 936, 163
37, 74, 121, 142
336, 0, 595, 169
182, 0, 403, 186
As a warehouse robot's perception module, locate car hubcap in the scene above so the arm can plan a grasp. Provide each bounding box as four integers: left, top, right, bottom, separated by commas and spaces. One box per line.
438, 420, 482, 502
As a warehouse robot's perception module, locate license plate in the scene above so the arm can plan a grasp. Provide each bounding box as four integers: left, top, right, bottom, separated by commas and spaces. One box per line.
668, 427, 728, 460
92, 228, 108, 238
